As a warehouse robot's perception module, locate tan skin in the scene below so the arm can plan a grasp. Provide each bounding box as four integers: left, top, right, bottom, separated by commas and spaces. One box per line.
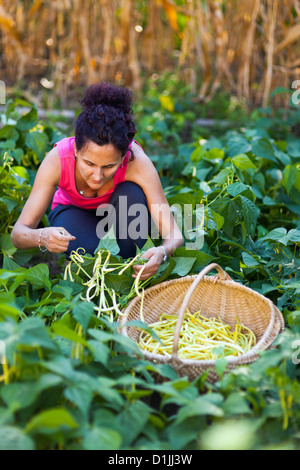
11, 140, 184, 280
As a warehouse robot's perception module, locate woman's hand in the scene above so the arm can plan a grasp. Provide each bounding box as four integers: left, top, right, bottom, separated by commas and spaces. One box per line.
132, 246, 165, 281
40, 227, 76, 253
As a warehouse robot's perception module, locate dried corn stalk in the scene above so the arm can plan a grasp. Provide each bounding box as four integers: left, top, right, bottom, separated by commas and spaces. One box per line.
0, 0, 299, 107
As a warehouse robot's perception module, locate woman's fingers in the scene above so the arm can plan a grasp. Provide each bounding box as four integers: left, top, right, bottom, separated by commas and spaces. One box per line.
53, 227, 76, 241
132, 247, 165, 280
132, 264, 154, 280
41, 227, 76, 252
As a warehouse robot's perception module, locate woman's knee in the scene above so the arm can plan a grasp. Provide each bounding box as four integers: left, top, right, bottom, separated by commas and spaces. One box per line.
110, 181, 147, 206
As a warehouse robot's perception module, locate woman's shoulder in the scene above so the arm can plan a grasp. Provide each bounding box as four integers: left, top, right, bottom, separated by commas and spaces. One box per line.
37, 143, 61, 187
125, 141, 159, 183
128, 140, 155, 168
129, 140, 145, 158
53, 136, 75, 158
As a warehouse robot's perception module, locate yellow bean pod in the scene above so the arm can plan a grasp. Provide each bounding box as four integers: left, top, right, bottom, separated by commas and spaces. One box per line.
138, 309, 256, 360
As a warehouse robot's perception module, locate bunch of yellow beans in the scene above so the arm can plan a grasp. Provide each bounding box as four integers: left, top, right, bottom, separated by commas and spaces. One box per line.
138, 309, 256, 360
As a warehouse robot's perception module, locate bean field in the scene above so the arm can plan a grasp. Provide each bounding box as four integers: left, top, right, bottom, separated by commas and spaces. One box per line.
0, 90, 299, 451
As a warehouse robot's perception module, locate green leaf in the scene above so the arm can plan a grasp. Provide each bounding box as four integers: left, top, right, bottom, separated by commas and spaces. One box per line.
0, 292, 24, 320
11, 148, 24, 164
95, 377, 124, 409
1, 374, 62, 412
0, 426, 35, 450
64, 379, 95, 416
227, 182, 248, 197
11, 165, 30, 182
288, 229, 300, 242
227, 136, 252, 158
205, 147, 225, 161
51, 322, 88, 346
25, 131, 48, 160
87, 339, 110, 366
205, 209, 224, 231
201, 419, 259, 450
196, 166, 212, 181
168, 192, 199, 207
223, 393, 251, 417
139, 236, 155, 253
83, 427, 122, 450
16, 107, 39, 131
172, 256, 197, 276
94, 226, 120, 255
17, 317, 56, 350
251, 138, 277, 162
0, 125, 19, 141
72, 301, 94, 331
219, 200, 239, 236
259, 227, 287, 245
174, 247, 216, 271
0, 234, 17, 256
282, 165, 298, 194
104, 272, 133, 295
0, 197, 18, 214
262, 196, 277, 206
116, 401, 151, 447
0, 269, 24, 284
211, 167, 232, 185
26, 407, 78, 434
190, 146, 205, 162
124, 319, 164, 344
232, 154, 257, 170
167, 417, 204, 449
175, 394, 224, 424
250, 349, 283, 374
274, 149, 290, 166
242, 252, 260, 267
215, 357, 228, 377
0, 139, 16, 150
26, 264, 51, 290
240, 196, 260, 233
2, 254, 20, 271
40, 356, 76, 381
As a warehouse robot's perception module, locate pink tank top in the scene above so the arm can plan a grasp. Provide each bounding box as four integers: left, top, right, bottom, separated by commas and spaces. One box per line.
51, 136, 133, 210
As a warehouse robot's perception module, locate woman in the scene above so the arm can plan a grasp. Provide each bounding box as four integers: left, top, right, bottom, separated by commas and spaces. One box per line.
11, 82, 184, 280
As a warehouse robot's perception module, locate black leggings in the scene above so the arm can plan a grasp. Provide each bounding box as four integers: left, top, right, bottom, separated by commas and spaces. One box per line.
48, 182, 153, 258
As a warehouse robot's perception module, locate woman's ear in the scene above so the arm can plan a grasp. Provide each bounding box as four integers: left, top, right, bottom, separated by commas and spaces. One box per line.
128, 148, 134, 161
74, 142, 78, 160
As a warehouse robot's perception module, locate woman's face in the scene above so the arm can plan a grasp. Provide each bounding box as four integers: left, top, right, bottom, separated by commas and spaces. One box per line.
75, 141, 124, 190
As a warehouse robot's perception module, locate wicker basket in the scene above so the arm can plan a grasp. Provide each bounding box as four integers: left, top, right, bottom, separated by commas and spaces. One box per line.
119, 263, 285, 383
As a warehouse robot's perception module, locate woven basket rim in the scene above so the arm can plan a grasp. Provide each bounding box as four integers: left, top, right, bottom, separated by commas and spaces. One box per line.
119, 271, 285, 368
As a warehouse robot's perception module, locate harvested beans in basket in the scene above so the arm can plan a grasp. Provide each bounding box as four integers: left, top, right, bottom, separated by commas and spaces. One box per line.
119, 263, 285, 383
138, 309, 257, 360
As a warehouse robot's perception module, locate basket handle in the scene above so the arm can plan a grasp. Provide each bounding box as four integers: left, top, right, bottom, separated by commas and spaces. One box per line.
171, 263, 232, 359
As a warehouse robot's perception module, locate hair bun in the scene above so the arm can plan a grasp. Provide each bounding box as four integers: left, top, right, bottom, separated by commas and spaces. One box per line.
80, 82, 133, 114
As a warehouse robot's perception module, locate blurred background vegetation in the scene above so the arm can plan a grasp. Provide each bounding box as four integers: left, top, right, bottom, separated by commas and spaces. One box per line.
1, 2, 300, 451
0, 0, 300, 112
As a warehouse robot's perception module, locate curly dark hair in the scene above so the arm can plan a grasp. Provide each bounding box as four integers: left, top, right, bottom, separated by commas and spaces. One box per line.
75, 82, 136, 155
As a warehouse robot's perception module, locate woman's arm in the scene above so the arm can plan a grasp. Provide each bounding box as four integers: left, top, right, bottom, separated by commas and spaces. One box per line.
11, 147, 76, 253
126, 141, 184, 280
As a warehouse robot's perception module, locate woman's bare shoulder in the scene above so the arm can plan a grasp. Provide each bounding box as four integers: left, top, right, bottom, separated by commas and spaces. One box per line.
125, 141, 167, 203
42, 145, 60, 165
37, 145, 61, 186
126, 141, 157, 176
